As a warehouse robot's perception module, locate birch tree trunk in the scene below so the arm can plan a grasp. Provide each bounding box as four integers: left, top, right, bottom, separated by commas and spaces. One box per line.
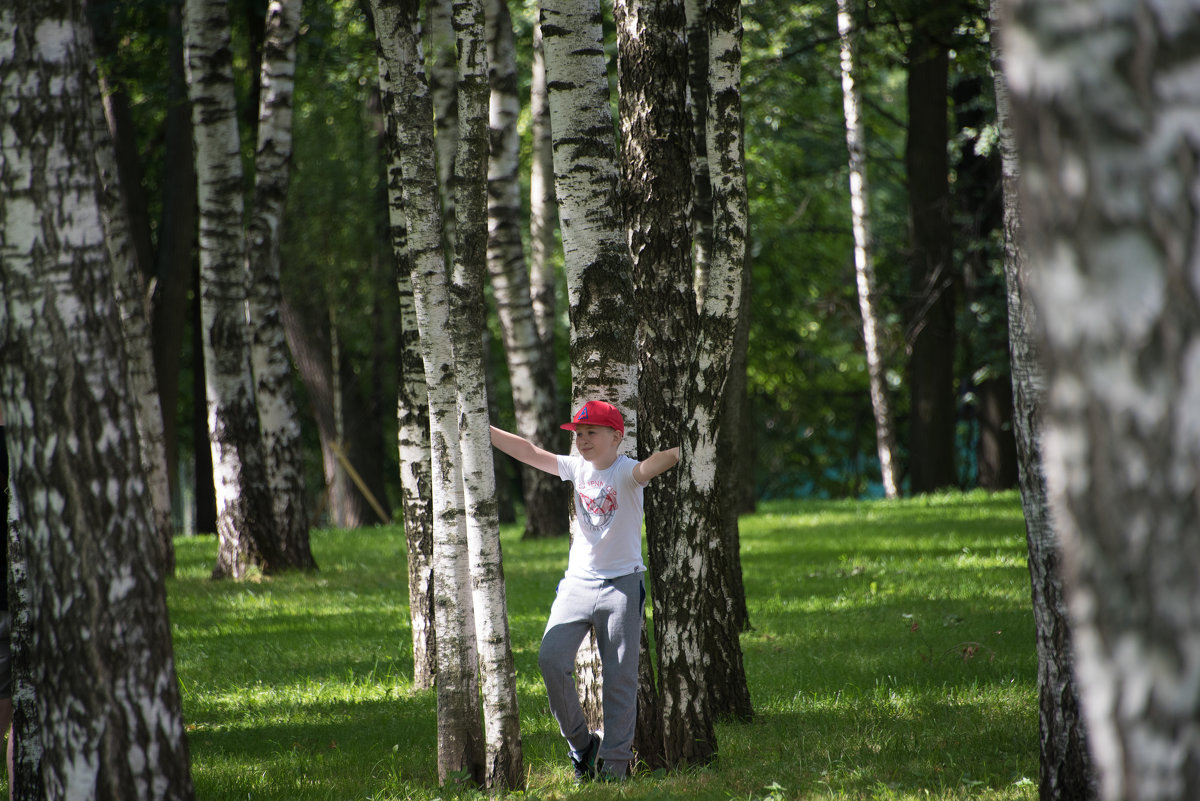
693, 0, 753, 726
6, 511, 43, 801
528, 19, 559, 346
541, 0, 645, 749
1001, 2, 1200, 799
616, 0, 720, 767
90, 60, 178, 575
684, 0, 713, 296
486, 0, 569, 540
376, 87, 437, 686
0, 4, 195, 796
184, 0, 282, 578
991, 5, 1094, 796
837, 0, 899, 499
397, 268, 437, 690
429, 0, 458, 261
451, 0, 524, 787
247, 0, 318, 571
371, 0, 485, 785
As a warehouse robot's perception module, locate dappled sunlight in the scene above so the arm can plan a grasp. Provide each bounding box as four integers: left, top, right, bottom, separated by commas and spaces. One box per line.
169, 492, 1036, 800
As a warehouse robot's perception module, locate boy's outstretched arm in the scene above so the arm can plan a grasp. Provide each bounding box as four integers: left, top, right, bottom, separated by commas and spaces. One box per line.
490, 425, 560, 475
633, 447, 680, 484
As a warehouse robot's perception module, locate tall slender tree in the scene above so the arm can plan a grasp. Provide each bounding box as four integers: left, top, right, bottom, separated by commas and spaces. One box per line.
247, 0, 317, 572
372, 0, 486, 785
905, 4, 958, 493
1000, 1, 1200, 799
485, 0, 569, 540
183, 0, 283, 577
541, 0, 649, 759
0, 2, 195, 795
381, 167, 437, 687
450, 0, 524, 786
617, 0, 722, 766
837, 0, 899, 499
528, 17, 559, 347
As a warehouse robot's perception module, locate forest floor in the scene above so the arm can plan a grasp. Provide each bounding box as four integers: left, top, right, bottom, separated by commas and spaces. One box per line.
168, 490, 1037, 800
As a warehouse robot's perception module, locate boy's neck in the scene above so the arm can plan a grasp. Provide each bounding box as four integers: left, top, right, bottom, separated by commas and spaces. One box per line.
588, 454, 619, 471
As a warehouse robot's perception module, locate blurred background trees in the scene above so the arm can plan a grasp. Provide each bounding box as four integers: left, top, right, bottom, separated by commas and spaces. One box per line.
88, 0, 1014, 532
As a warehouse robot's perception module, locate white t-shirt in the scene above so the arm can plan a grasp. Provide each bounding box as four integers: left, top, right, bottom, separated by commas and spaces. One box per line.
557, 453, 647, 580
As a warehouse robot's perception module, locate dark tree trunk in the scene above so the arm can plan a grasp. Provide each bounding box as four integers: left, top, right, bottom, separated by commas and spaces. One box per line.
976, 376, 1018, 491
904, 14, 957, 493
191, 271, 218, 535
153, 0, 198, 511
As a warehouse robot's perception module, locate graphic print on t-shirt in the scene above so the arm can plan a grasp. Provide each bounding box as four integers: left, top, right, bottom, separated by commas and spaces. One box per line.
579, 479, 618, 532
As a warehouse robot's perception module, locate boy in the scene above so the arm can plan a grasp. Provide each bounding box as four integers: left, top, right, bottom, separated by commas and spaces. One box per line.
489, 400, 679, 782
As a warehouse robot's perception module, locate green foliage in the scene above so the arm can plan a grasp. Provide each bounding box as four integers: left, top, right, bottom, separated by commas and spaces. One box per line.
167, 491, 1037, 800
743, 0, 911, 499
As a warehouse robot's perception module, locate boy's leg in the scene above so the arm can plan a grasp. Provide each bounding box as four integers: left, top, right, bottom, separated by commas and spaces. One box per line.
539, 578, 599, 754
594, 572, 644, 778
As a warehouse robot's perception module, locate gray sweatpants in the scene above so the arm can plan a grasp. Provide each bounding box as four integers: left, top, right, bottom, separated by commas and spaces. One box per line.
538, 572, 645, 773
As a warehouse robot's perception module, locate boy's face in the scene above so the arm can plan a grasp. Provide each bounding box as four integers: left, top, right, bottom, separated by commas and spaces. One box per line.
573, 424, 622, 465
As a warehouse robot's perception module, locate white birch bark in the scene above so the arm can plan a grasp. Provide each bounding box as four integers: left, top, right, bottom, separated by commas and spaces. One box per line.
682, 0, 753, 730
91, 55, 177, 575
684, 0, 713, 300
429, 0, 458, 261
542, 0, 642, 738
528, 19, 559, 345
616, 0, 710, 768
837, 0, 899, 499
1000, 1, 1200, 799
0, 4, 195, 796
397, 266, 437, 690
247, 0, 317, 571
486, 0, 569, 540
184, 0, 281, 578
376, 59, 437, 686
452, 0, 523, 787
542, 0, 638, 414
371, 0, 485, 784
991, 5, 1095, 795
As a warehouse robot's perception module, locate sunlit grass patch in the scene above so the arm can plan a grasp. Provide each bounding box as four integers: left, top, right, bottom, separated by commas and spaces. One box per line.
168, 490, 1037, 800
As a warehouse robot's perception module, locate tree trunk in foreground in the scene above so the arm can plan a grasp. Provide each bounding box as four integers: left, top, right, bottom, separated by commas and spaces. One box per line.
377, 56, 437, 688
991, 5, 1095, 797
617, 0, 716, 768
0, 4, 195, 796
1001, 1, 1200, 799
91, 56, 177, 576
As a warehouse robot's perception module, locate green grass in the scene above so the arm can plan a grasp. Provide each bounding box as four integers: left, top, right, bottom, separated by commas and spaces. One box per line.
168, 490, 1038, 800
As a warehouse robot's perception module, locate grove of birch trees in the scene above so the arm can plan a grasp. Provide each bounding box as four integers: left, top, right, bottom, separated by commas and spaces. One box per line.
8, 0, 1200, 798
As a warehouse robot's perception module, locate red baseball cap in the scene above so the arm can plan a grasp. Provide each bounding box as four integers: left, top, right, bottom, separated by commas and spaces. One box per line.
561, 400, 625, 434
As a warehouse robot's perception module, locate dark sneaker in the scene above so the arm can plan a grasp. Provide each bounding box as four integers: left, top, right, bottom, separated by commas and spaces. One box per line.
570, 733, 601, 783
597, 759, 629, 782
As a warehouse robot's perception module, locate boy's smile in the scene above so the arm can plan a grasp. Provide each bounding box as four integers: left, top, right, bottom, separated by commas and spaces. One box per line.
574, 424, 622, 469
